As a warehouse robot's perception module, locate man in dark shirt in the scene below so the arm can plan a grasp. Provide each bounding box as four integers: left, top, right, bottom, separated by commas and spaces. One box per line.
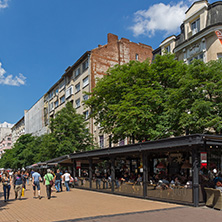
14, 170, 23, 200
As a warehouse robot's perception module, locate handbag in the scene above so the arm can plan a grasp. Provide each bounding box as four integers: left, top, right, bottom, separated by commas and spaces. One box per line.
46, 174, 54, 186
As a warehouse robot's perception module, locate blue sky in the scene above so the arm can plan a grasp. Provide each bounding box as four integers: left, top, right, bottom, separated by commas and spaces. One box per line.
0, 0, 213, 124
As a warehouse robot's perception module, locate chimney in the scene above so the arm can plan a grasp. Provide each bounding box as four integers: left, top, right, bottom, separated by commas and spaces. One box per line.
107, 33, 118, 43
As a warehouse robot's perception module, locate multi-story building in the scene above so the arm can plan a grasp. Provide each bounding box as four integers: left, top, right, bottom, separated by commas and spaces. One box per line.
25, 96, 47, 137
44, 33, 153, 148
0, 122, 13, 142
153, 0, 222, 63
0, 134, 12, 158
11, 117, 25, 146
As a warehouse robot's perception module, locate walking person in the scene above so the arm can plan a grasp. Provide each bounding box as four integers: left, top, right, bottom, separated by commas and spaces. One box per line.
14, 170, 23, 200
44, 169, 54, 199
26, 171, 30, 186
60, 170, 63, 192
2, 171, 11, 202
32, 170, 42, 199
55, 169, 61, 192
63, 170, 71, 191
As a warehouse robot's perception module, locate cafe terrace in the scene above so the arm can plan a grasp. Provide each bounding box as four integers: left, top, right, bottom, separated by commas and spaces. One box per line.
32, 134, 222, 208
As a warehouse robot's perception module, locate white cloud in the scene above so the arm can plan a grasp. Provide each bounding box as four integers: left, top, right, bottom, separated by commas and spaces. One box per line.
0, 62, 26, 86
0, 0, 9, 9
131, 1, 189, 37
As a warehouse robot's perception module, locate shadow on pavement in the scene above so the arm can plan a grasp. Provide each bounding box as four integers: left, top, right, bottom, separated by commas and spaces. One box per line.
54, 207, 184, 222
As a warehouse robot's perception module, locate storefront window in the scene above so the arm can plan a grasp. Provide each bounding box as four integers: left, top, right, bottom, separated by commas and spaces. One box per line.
147, 151, 193, 203
91, 159, 112, 192
199, 146, 222, 203
114, 156, 143, 196
76, 160, 90, 189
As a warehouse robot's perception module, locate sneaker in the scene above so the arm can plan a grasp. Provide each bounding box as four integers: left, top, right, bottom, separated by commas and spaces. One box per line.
38, 196, 41, 199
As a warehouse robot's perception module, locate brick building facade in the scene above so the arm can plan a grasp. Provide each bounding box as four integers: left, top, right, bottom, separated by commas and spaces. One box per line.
42, 33, 153, 148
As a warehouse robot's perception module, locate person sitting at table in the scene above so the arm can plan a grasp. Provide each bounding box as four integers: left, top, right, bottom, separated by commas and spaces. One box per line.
121, 173, 129, 183
215, 180, 222, 192
136, 174, 143, 185
129, 173, 136, 182
102, 173, 109, 189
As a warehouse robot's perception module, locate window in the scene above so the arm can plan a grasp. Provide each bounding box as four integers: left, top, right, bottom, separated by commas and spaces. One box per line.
66, 85, 73, 98
165, 45, 170, 53
55, 88, 59, 95
83, 110, 89, 120
49, 102, 54, 112
60, 95, 65, 104
188, 53, 204, 64
99, 135, 104, 148
75, 83, 80, 93
119, 139, 125, 146
217, 53, 222, 59
75, 67, 81, 78
83, 76, 89, 88
83, 94, 89, 101
7, 138, 11, 141
191, 18, 200, 35
82, 59, 89, 72
48, 91, 54, 100
54, 100, 58, 108
7, 143, 11, 147
135, 54, 139, 61
59, 80, 65, 91
75, 98, 80, 108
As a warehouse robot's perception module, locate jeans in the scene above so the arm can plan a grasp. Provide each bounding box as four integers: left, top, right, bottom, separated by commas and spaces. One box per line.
55, 180, 60, 192
96, 179, 101, 189
46, 185, 51, 199
64, 181, 70, 191
3, 185, 10, 201
60, 180, 63, 191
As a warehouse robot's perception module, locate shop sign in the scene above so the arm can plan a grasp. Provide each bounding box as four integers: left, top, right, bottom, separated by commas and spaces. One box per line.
200, 152, 207, 169
76, 161, 81, 169
215, 30, 222, 45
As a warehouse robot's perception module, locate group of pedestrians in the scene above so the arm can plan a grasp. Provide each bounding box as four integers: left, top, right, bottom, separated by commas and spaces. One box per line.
1, 170, 29, 202
1, 169, 72, 202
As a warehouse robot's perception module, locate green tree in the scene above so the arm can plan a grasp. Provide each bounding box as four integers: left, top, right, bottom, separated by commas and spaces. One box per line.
0, 134, 40, 169
168, 59, 222, 134
49, 102, 95, 157
85, 54, 186, 142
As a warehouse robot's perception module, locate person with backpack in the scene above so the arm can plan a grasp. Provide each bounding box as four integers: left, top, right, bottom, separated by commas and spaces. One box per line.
44, 169, 54, 199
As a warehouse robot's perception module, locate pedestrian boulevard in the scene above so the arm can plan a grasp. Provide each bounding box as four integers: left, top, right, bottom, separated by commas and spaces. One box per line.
0, 183, 221, 222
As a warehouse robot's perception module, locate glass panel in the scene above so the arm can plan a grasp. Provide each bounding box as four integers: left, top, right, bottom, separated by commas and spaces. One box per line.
76, 160, 90, 189
199, 146, 222, 203
147, 151, 193, 203
92, 159, 112, 192
114, 156, 143, 196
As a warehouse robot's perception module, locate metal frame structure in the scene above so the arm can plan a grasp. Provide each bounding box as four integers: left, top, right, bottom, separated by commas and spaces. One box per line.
41, 134, 222, 207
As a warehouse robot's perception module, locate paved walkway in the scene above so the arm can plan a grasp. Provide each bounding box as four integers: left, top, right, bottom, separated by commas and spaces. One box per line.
0, 183, 221, 222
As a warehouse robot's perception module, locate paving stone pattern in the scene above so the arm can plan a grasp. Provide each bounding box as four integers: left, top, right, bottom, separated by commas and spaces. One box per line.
0, 183, 221, 222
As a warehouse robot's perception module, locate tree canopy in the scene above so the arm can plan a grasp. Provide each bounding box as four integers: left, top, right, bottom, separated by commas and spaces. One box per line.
85, 54, 222, 142
0, 102, 95, 169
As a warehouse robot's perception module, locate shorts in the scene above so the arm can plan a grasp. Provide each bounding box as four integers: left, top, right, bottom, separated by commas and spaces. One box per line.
33, 181, 40, 191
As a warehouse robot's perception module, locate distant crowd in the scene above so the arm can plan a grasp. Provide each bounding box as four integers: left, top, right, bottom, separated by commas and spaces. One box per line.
0, 169, 73, 202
